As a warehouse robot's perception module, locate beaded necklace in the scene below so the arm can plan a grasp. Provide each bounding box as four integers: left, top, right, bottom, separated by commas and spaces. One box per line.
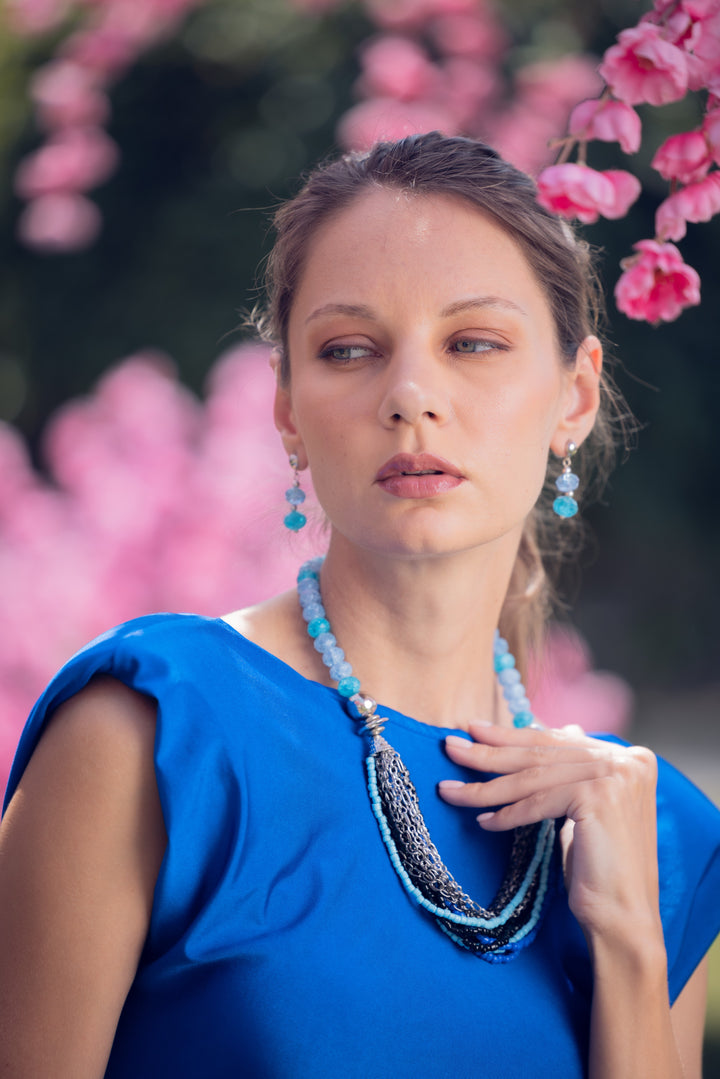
297, 557, 557, 962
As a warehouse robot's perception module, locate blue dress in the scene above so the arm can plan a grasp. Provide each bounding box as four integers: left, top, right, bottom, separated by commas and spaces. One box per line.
4, 614, 720, 1078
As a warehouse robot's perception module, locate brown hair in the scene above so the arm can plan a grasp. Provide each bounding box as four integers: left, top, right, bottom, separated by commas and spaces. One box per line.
253, 132, 631, 672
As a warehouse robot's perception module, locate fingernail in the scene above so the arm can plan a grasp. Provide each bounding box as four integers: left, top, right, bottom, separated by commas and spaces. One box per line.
476, 811, 495, 822
470, 720, 492, 727
445, 735, 470, 748
438, 780, 465, 791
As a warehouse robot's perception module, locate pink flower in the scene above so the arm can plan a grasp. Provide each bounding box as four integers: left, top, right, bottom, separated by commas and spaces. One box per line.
364, 0, 477, 31
363, 0, 435, 31
438, 58, 497, 127
31, 61, 110, 130
599, 23, 689, 106
688, 10, 720, 90
615, 239, 701, 322
682, 0, 720, 16
4, 0, 68, 36
568, 98, 642, 154
651, 130, 713, 183
62, 27, 137, 78
14, 127, 119, 198
602, 169, 643, 218
516, 56, 602, 114
16, 192, 102, 251
358, 35, 441, 102
429, 12, 508, 59
704, 108, 720, 165
337, 97, 457, 151
655, 172, 720, 240
536, 164, 640, 224
487, 103, 558, 175
528, 626, 633, 735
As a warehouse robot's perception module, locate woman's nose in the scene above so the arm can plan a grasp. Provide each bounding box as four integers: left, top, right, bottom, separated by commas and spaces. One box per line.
377, 354, 453, 428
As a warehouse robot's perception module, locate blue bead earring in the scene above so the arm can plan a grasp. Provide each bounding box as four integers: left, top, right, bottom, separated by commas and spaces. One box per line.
553, 440, 579, 519
284, 453, 307, 531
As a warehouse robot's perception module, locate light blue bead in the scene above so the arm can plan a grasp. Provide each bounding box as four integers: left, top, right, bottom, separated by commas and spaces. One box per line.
513, 711, 534, 728
313, 632, 336, 652
553, 495, 578, 518
285, 487, 306, 505
493, 653, 515, 671
338, 676, 361, 697
508, 696, 532, 714
297, 576, 319, 593
307, 617, 330, 638
493, 634, 509, 655
321, 646, 344, 668
555, 471, 579, 493
302, 603, 324, 622
330, 661, 353, 680
504, 682, 526, 701
497, 667, 521, 686
284, 510, 307, 531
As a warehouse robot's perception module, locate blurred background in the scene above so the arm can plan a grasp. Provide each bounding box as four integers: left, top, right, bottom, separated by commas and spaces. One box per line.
0, 0, 718, 1065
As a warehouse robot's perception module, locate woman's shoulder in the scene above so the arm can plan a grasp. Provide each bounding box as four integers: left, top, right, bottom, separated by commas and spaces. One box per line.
3, 600, 317, 814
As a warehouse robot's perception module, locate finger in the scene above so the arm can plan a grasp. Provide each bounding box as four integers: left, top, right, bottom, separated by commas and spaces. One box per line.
475, 781, 589, 831
438, 760, 609, 810
466, 721, 596, 752
444, 734, 610, 776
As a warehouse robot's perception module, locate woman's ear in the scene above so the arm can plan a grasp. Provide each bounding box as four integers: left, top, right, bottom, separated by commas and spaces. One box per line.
550, 335, 603, 457
272, 370, 308, 469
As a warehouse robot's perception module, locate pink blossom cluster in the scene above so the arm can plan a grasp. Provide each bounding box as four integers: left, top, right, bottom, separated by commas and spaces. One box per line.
10, 0, 207, 251
537, 0, 720, 323
0, 343, 318, 789
0, 344, 632, 794
327, 0, 600, 177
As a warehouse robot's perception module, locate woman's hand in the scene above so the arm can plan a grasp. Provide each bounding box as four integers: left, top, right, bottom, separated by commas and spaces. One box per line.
439, 723, 700, 1078
438, 722, 661, 942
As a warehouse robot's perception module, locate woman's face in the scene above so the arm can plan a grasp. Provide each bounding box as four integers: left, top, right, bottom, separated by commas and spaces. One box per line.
276, 188, 599, 560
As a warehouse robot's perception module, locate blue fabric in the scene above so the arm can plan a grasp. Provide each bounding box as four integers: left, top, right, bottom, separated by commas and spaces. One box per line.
4, 613, 720, 1078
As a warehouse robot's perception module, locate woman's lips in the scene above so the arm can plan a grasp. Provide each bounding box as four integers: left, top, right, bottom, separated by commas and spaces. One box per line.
375, 454, 465, 499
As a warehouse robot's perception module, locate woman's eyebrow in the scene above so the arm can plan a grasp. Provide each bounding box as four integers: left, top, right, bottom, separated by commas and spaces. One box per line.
305, 302, 376, 324
439, 296, 528, 318
305, 296, 528, 325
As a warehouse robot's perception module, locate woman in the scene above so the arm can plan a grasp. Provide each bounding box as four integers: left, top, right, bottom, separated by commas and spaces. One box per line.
1, 134, 718, 1078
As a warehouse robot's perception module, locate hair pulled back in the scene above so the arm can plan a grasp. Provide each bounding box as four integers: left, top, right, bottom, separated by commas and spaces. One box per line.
255, 132, 630, 672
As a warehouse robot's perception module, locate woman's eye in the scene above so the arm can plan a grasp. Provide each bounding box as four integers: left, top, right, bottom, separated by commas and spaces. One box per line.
452, 338, 501, 354
319, 344, 375, 362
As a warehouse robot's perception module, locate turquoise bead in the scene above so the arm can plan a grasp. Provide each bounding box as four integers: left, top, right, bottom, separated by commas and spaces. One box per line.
493, 653, 515, 671
296, 567, 318, 581
337, 676, 361, 697
553, 495, 577, 518
284, 510, 307, 531
513, 711, 534, 728
307, 617, 330, 638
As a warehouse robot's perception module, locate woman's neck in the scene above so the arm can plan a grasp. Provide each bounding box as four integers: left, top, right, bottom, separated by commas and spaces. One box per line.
315, 533, 521, 730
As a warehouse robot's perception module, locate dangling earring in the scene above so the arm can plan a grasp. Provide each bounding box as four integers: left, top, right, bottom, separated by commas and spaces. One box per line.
284, 454, 307, 531
553, 440, 579, 518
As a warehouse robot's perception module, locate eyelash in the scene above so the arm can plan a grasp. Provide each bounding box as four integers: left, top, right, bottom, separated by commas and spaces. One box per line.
318, 337, 508, 364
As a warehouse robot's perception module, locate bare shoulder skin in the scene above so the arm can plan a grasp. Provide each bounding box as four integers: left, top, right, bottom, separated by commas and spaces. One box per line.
0, 676, 166, 1079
